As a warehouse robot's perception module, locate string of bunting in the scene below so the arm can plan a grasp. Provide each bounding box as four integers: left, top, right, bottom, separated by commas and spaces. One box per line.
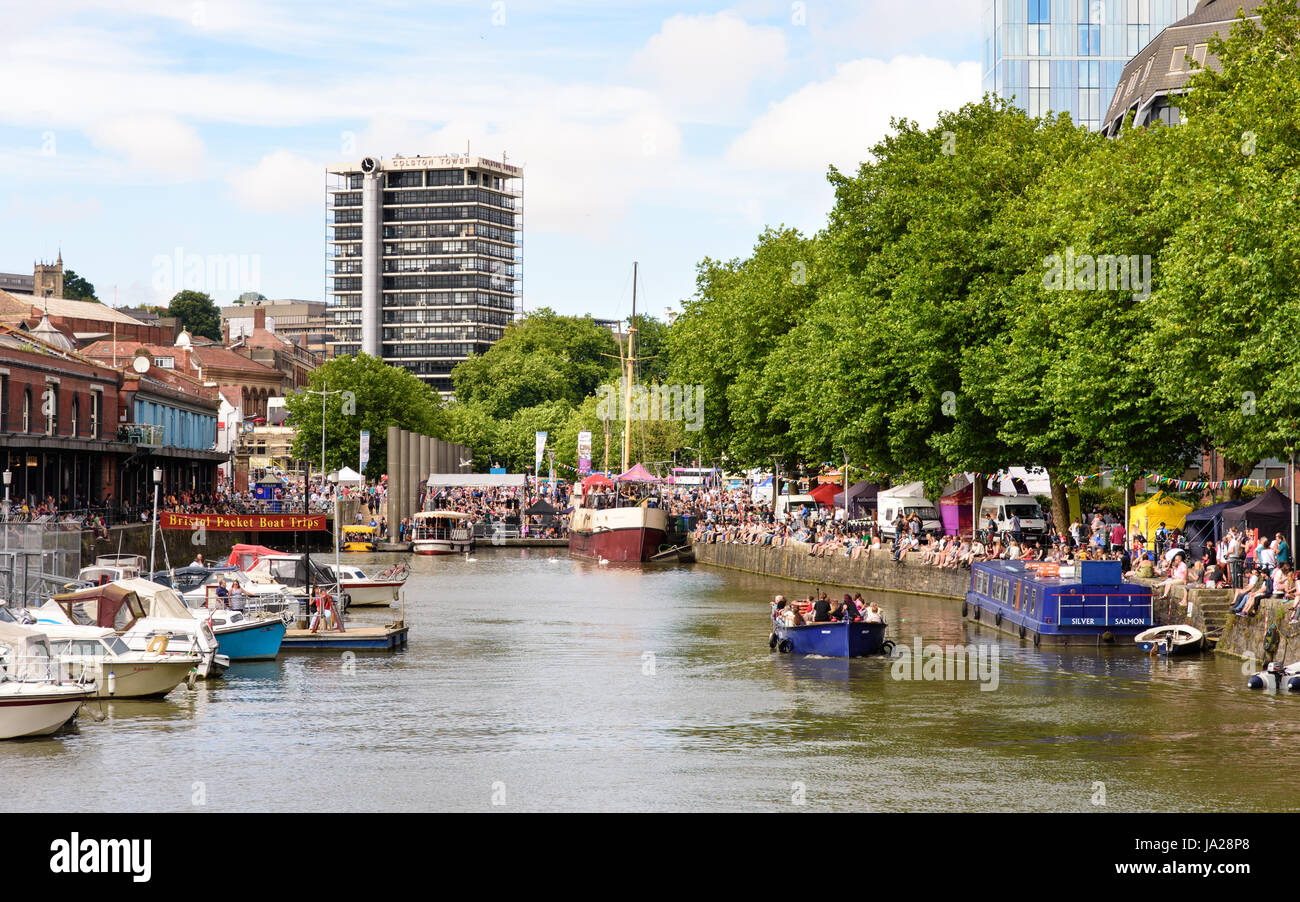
1144, 473, 1287, 491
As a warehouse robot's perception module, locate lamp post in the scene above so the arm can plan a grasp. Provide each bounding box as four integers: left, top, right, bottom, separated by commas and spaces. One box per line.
149, 466, 162, 573
302, 381, 345, 604
3, 467, 12, 559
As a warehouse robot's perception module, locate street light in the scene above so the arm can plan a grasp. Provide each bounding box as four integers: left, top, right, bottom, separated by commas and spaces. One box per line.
149, 466, 162, 573
3, 467, 12, 560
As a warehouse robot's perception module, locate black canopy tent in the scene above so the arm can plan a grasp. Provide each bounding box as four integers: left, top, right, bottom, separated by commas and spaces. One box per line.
1222, 487, 1295, 540
832, 481, 880, 519
1182, 499, 1243, 558
524, 498, 560, 528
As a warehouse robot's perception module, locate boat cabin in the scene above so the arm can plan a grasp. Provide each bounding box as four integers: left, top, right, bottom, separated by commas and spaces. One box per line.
966, 559, 1152, 645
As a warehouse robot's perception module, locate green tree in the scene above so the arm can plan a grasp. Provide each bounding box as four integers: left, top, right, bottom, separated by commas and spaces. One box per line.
168, 290, 222, 340
62, 269, 98, 302
285, 353, 446, 479
450, 308, 620, 419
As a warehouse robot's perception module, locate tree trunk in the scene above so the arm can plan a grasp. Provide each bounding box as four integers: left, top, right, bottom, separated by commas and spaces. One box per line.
1222, 457, 1257, 502
972, 474, 984, 541
1047, 466, 1071, 538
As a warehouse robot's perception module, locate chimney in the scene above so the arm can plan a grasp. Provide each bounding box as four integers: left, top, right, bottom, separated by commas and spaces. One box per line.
222, 320, 230, 346
254, 308, 266, 330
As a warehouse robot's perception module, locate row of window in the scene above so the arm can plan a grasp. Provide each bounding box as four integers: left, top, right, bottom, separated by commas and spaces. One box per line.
327, 291, 517, 311
384, 205, 518, 227
383, 257, 516, 276
381, 274, 519, 292
0, 378, 103, 439
382, 240, 515, 259
380, 342, 487, 358
383, 222, 517, 243
383, 188, 517, 211
381, 326, 503, 342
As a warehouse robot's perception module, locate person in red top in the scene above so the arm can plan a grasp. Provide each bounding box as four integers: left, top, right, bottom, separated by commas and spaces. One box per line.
1109, 521, 1125, 553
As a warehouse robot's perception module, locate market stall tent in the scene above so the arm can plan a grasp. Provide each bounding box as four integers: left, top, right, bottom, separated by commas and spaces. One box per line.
1222, 487, 1295, 540
832, 481, 880, 519
808, 481, 841, 508
1129, 492, 1194, 539
939, 486, 1001, 536
1182, 500, 1244, 555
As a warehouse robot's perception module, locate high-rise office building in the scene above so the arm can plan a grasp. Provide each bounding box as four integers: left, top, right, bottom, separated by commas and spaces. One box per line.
326, 154, 523, 395
982, 0, 1194, 130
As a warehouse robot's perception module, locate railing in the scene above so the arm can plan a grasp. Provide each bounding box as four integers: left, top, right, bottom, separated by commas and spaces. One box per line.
118, 424, 165, 446
1054, 592, 1153, 627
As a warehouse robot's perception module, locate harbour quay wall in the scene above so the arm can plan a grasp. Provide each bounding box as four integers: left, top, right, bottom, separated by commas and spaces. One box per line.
692, 542, 968, 599
80, 521, 334, 567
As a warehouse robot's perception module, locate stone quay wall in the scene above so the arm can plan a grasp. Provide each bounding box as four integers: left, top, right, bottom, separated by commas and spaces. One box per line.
693, 541, 969, 599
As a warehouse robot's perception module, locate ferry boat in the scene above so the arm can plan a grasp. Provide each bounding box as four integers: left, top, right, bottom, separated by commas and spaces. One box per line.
340, 525, 378, 553
964, 559, 1152, 646
411, 510, 474, 555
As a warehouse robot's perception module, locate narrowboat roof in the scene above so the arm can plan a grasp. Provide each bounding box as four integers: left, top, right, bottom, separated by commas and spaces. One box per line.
972, 558, 1141, 590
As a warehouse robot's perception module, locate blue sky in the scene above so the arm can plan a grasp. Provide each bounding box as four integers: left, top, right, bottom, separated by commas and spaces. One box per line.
0, 1, 981, 323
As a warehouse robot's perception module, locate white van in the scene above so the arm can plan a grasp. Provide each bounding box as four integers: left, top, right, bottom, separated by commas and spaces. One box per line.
978, 496, 1048, 542
774, 494, 817, 520
878, 484, 942, 539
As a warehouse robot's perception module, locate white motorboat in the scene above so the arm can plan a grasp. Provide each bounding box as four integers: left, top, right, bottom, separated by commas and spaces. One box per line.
77, 554, 147, 586
1134, 624, 1204, 656
412, 511, 474, 556
39, 622, 200, 699
326, 562, 408, 606
0, 621, 90, 739
36, 579, 230, 679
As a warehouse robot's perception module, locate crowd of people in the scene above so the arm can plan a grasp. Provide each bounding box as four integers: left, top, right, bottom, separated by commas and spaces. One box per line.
772, 591, 886, 626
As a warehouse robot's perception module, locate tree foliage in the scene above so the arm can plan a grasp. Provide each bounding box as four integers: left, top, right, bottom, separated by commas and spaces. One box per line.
285, 353, 445, 479
62, 269, 98, 302
168, 290, 222, 341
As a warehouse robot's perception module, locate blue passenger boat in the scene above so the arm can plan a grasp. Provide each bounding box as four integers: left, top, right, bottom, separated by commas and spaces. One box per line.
964, 559, 1152, 646
771, 620, 893, 657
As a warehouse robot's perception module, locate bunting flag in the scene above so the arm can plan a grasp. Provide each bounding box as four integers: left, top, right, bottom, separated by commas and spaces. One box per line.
1144, 473, 1286, 491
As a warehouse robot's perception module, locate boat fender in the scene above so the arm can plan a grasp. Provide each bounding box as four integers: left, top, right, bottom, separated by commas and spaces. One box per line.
1101, 631, 1114, 644
1018, 624, 1026, 640
994, 612, 1002, 626
1287, 675, 1300, 693
881, 640, 896, 657
777, 639, 793, 654
973, 606, 980, 622
147, 635, 169, 654
769, 632, 779, 650
961, 601, 968, 618
187, 670, 198, 691
1032, 631, 1040, 648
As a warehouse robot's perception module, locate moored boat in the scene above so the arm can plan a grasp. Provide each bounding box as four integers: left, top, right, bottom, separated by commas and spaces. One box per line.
964, 559, 1153, 646
1134, 624, 1204, 656
0, 621, 90, 739
326, 562, 408, 606
1247, 660, 1300, 691
412, 511, 474, 556
40, 623, 200, 698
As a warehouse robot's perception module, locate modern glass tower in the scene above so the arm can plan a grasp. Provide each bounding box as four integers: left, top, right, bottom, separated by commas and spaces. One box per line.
982, 0, 1195, 130
326, 154, 523, 396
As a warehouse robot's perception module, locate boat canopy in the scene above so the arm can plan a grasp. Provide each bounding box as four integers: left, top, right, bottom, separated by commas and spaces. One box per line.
226, 544, 284, 571
117, 578, 195, 619
0, 621, 56, 681
50, 583, 149, 631
342, 525, 376, 534
414, 510, 470, 520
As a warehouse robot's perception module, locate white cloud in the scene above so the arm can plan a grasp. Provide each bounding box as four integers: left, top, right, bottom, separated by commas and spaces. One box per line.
629, 11, 787, 120
727, 55, 981, 173
227, 150, 321, 213
86, 114, 205, 180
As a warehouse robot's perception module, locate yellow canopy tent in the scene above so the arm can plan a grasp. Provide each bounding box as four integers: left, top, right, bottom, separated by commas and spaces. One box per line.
1129, 492, 1194, 539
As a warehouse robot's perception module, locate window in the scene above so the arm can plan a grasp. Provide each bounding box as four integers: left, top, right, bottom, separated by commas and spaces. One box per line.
70, 396, 79, 438
1028, 60, 1050, 117
1142, 56, 1154, 83
44, 384, 57, 436
90, 391, 100, 438
22, 388, 30, 432
1170, 45, 1187, 71
1192, 43, 1208, 67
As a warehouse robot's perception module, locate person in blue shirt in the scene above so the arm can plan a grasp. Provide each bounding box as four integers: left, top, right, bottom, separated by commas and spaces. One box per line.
1275, 533, 1290, 567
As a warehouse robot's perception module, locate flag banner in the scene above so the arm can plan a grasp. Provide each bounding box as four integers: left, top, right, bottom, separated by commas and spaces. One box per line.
577, 431, 592, 474
160, 512, 328, 531
359, 430, 370, 471
535, 431, 548, 473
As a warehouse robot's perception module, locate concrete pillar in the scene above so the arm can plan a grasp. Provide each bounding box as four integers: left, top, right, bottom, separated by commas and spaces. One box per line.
419, 434, 431, 489
406, 430, 420, 518
437, 439, 450, 475
386, 426, 400, 534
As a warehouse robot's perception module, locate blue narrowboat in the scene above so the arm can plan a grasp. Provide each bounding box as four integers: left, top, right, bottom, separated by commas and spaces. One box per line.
771, 619, 893, 657
964, 559, 1152, 646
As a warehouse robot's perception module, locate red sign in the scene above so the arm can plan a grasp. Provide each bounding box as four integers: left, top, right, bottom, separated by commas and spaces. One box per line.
159, 512, 327, 532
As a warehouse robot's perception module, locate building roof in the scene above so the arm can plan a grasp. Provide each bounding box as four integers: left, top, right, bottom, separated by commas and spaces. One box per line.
78, 339, 283, 383
29, 313, 76, 351
1102, 0, 1270, 135
0, 289, 149, 326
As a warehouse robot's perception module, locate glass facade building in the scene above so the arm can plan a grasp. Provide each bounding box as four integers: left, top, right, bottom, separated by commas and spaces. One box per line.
982, 0, 1194, 130
327, 154, 523, 396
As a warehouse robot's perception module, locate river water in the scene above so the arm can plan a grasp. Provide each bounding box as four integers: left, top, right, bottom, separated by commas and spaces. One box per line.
5, 549, 1297, 812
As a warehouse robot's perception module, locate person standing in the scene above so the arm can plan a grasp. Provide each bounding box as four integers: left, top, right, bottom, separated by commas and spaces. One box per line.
1227, 528, 1244, 589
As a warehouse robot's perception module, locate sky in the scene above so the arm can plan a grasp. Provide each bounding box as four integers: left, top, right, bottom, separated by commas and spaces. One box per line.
0, 0, 982, 324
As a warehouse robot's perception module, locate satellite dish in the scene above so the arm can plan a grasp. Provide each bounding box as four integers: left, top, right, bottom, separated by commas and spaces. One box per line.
131, 354, 151, 374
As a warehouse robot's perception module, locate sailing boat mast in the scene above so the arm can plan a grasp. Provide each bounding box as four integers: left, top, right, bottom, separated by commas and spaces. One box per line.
622, 261, 637, 475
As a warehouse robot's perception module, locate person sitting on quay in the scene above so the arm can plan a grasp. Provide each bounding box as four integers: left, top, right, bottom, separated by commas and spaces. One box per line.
1231, 569, 1264, 616
1156, 552, 1189, 599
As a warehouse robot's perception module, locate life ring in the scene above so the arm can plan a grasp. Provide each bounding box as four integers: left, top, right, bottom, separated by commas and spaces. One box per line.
994, 612, 1002, 626
147, 635, 169, 654
777, 639, 794, 654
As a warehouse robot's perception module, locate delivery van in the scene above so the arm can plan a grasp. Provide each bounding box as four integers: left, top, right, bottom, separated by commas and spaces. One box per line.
978, 496, 1048, 542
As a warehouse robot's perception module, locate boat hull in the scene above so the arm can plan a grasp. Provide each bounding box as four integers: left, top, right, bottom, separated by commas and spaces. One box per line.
774, 620, 888, 657
84, 659, 197, 698
412, 539, 473, 556
568, 526, 666, 562
1135, 625, 1203, 656
340, 581, 404, 605
211, 617, 286, 661
0, 687, 88, 739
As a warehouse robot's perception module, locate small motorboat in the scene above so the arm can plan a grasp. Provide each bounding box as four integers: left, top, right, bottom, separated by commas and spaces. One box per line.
1247, 661, 1300, 691
41, 623, 201, 698
326, 562, 408, 606
770, 619, 894, 658
1134, 624, 1204, 656
0, 621, 91, 739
